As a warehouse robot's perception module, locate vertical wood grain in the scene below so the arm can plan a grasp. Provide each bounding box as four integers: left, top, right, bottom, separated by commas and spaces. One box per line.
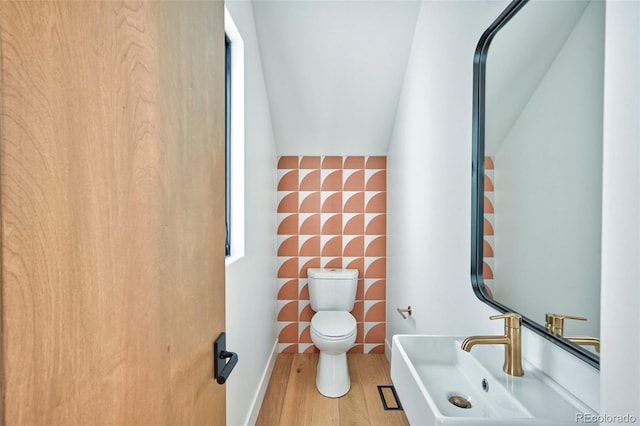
0, 1, 225, 423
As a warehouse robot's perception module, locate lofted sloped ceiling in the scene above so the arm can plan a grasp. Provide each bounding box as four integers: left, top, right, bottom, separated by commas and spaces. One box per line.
252, 0, 421, 155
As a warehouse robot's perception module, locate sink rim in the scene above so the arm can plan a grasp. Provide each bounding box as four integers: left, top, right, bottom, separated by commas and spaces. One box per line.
391, 334, 598, 425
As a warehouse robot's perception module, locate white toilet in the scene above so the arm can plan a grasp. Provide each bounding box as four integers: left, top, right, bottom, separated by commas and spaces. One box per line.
308, 268, 358, 398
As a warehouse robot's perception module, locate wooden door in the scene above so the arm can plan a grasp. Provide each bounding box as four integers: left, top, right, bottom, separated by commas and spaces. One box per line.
0, 1, 226, 424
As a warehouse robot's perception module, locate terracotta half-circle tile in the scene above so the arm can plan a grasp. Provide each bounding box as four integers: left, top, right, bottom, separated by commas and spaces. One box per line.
365, 280, 385, 300
299, 304, 314, 321
365, 258, 386, 279
321, 236, 342, 257
278, 323, 298, 343
277, 193, 298, 213
365, 170, 386, 191
367, 345, 385, 354
277, 236, 298, 256
277, 258, 298, 278
348, 344, 364, 354
281, 344, 298, 353
321, 214, 342, 235
299, 325, 312, 343
366, 156, 386, 169
344, 192, 364, 213
365, 302, 386, 322
365, 192, 386, 213
484, 196, 494, 214
304, 345, 319, 354
483, 261, 494, 279
344, 214, 364, 235
356, 279, 364, 300
278, 156, 298, 169
344, 236, 365, 257
365, 236, 386, 257
344, 156, 365, 169
278, 301, 298, 321
484, 174, 494, 191
351, 301, 364, 322
278, 170, 299, 191
356, 323, 364, 343
483, 218, 494, 236
277, 279, 299, 300
323, 258, 342, 269
322, 156, 343, 169
484, 284, 494, 298
300, 214, 320, 235
346, 258, 364, 279
300, 236, 320, 256
321, 170, 342, 191
483, 240, 494, 257
300, 156, 320, 169
299, 284, 310, 300
485, 156, 495, 170
278, 214, 298, 235
365, 214, 386, 235
300, 170, 321, 190
299, 258, 320, 278
321, 192, 342, 213
344, 170, 365, 191
300, 192, 320, 213
365, 324, 386, 344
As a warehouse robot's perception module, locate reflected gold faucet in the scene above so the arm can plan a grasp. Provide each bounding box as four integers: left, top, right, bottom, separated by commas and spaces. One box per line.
545, 313, 600, 353
461, 313, 524, 377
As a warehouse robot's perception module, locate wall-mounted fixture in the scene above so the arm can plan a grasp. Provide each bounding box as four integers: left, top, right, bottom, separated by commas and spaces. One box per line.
396, 306, 412, 320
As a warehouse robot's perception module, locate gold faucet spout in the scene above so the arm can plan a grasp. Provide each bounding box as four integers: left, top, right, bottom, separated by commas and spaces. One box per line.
567, 337, 600, 353
461, 335, 509, 351
461, 313, 524, 377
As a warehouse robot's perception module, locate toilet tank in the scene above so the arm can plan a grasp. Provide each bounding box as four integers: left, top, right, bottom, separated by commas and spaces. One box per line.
308, 268, 358, 311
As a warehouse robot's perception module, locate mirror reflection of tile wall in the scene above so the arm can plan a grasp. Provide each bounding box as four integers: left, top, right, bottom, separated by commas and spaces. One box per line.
276, 156, 387, 354
483, 156, 495, 298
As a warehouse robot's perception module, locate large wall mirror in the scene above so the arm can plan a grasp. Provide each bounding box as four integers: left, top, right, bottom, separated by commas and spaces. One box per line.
471, 0, 604, 368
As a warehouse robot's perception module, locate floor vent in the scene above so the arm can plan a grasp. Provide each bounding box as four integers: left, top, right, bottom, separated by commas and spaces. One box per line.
377, 385, 403, 411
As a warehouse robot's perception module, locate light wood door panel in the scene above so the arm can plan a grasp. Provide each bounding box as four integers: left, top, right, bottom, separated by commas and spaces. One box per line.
0, 1, 226, 424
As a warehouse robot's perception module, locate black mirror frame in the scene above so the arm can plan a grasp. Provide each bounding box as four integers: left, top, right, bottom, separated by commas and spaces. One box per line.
470, 0, 599, 370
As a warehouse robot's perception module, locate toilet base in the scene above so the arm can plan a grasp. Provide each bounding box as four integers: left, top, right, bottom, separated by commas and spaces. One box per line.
316, 352, 350, 398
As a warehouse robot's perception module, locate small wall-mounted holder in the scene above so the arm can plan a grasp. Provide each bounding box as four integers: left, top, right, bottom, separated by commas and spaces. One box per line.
214, 332, 238, 385
397, 306, 412, 320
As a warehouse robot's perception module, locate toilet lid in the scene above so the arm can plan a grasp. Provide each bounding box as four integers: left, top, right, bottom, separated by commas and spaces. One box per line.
311, 311, 356, 337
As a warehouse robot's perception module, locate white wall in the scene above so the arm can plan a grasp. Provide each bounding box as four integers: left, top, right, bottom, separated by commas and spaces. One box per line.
600, 0, 640, 421
493, 0, 604, 338
387, 0, 508, 343
224, 2, 278, 425
387, 0, 601, 413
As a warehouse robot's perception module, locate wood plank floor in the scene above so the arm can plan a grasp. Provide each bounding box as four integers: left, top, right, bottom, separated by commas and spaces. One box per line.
256, 354, 409, 426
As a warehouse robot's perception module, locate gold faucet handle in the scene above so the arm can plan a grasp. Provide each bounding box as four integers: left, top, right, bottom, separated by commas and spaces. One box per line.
490, 312, 522, 328
545, 313, 587, 336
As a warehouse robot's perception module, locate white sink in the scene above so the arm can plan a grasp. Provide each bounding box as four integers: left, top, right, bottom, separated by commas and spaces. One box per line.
391, 335, 596, 425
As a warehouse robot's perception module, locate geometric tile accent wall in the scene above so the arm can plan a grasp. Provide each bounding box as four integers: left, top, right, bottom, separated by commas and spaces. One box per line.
483, 156, 495, 298
276, 156, 386, 354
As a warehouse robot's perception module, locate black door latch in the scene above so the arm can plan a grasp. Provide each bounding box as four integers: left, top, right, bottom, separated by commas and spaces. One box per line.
214, 332, 238, 384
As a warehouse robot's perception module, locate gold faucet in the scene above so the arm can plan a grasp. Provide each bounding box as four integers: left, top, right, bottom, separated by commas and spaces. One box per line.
545, 313, 600, 353
566, 337, 601, 353
461, 313, 524, 377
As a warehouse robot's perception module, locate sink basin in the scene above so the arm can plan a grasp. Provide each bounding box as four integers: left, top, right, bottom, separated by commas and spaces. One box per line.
391, 335, 596, 425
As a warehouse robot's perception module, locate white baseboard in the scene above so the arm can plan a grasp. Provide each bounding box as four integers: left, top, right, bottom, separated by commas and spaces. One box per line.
244, 339, 278, 426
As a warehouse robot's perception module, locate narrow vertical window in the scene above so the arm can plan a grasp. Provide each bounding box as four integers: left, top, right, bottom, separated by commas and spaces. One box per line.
225, 33, 232, 257
224, 7, 245, 264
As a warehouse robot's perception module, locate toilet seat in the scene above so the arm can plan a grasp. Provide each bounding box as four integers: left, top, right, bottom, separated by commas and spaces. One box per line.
311, 311, 356, 339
